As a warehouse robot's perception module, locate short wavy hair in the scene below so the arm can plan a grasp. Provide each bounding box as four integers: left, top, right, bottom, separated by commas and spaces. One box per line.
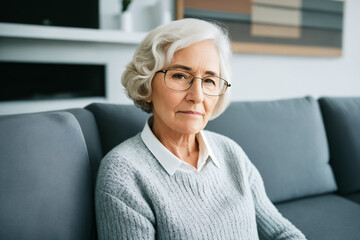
121, 18, 232, 119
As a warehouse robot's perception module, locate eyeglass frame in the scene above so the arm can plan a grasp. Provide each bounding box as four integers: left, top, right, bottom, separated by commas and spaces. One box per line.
155, 69, 231, 96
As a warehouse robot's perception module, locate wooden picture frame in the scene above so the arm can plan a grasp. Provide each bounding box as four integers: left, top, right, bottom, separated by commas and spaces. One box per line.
177, 0, 344, 57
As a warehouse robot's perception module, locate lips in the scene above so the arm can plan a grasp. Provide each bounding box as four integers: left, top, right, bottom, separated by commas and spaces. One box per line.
178, 111, 203, 115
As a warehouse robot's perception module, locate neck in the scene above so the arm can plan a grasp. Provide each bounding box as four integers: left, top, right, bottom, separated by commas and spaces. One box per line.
151, 117, 199, 168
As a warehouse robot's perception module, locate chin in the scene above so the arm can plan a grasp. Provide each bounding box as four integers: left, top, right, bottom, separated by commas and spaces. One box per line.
176, 123, 205, 135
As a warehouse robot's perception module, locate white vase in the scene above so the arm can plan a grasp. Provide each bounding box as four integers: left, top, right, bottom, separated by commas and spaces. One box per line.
120, 11, 133, 32
161, 10, 171, 25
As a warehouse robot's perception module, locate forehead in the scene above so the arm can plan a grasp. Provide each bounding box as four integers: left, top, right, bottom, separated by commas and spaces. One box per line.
169, 40, 220, 75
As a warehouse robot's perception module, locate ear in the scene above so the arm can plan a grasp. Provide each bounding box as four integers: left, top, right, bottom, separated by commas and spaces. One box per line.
145, 96, 152, 103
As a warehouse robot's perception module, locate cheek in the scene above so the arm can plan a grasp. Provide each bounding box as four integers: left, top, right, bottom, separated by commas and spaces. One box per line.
205, 97, 219, 114
152, 88, 184, 114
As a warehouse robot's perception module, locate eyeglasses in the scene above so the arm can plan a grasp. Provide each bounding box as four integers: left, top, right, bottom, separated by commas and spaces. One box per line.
156, 69, 231, 96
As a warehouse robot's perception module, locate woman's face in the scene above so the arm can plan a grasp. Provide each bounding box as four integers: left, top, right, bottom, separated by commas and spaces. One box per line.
149, 40, 220, 136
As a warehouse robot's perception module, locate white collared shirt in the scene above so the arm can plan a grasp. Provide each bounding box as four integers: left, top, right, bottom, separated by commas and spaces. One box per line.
141, 117, 220, 175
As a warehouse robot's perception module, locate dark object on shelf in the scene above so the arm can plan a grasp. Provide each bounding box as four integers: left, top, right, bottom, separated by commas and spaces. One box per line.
0, 61, 105, 102
0, 0, 99, 29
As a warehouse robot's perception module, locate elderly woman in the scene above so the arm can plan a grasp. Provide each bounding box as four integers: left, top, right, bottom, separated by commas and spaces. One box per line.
95, 19, 306, 239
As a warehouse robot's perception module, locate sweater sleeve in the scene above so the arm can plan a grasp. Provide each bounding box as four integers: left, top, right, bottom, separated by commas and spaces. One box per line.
243, 152, 307, 240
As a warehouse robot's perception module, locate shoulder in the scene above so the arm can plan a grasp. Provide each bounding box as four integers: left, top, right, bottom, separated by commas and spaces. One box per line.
96, 133, 157, 193
109, 132, 144, 155
203, 130, 252, 171
102, 133, 151, 165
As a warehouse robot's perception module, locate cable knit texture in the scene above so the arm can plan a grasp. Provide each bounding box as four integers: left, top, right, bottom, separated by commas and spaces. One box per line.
95, 131, 307, 240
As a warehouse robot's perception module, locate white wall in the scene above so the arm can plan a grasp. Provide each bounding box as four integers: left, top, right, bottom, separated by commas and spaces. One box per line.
229, 0, 360, 101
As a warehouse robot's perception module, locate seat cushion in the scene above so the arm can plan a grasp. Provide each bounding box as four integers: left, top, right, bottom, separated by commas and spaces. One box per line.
206, 96, 337, 203
318, 97, 360, 195
86, 103, 149, 155
0, 112, 94, 240
275, 194, 360, 240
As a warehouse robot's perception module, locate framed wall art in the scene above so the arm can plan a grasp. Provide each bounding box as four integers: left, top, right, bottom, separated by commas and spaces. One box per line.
177, 0, 345, 56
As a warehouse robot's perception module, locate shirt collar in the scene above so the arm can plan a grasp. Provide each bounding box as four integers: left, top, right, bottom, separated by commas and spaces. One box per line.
141, 116, 219, 175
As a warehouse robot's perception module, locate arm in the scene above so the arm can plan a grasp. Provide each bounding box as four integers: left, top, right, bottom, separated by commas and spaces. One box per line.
243, 153, 307, 240
95, 150, 156, 240
95, 188, 156, 240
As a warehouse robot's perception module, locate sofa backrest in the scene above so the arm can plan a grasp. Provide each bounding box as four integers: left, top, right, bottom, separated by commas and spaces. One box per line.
206, 96, 337, 203
86, 103, 149, 155
65, 108, 103, 187
319, 97, 360, 195
0, 112, 96, 240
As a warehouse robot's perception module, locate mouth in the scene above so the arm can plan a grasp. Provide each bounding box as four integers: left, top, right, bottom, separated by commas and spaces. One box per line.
178, 111, 204, 116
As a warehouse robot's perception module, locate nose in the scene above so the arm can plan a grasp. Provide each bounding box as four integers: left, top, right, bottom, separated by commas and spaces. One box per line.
185, 77, 204, 103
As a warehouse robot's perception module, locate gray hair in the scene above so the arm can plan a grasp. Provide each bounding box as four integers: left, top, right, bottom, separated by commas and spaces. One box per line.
121, 18, 232, 119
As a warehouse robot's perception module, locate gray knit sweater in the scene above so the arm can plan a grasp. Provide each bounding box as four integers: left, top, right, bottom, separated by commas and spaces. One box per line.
95, 131, 306, 240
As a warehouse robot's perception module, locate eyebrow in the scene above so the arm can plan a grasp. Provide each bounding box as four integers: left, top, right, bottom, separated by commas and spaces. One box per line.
169, 64, 219, 76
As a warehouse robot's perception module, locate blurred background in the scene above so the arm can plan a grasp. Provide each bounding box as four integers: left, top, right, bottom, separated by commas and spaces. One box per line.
0, 0, 358, 115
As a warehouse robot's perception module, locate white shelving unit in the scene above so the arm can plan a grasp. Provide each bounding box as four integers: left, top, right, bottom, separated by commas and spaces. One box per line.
0, 22, 146, 115
0, 22, 147, 44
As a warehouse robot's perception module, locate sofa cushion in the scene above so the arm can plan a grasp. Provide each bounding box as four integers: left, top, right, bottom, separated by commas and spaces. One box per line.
274, 194, 360, 240
318, 97, 360, 195
206, 96, 337, 203
0, 112, 95, 240
86, 103, 149, 155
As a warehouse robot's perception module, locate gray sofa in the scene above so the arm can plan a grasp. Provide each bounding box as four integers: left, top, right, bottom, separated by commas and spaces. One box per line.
0, 96, 359, 240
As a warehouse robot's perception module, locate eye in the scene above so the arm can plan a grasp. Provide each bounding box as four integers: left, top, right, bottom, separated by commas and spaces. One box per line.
203, 77, 216, 86
170, 72, 189, 80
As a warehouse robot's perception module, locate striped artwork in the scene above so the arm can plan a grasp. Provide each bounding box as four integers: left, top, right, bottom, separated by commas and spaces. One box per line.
177, 0, 345, 56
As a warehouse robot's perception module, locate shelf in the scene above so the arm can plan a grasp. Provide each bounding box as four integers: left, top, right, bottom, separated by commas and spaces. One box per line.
0, 97, 108, 115
0, 22, 147, 44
